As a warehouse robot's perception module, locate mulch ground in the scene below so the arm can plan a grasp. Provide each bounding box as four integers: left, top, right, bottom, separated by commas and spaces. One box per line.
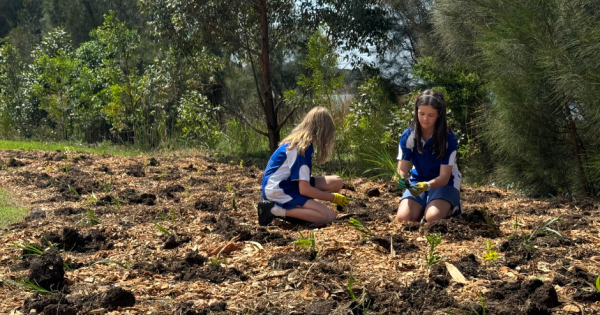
1, 149, 599, 315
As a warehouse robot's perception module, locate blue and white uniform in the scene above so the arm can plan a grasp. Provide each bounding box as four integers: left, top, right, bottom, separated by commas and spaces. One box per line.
261, 143, 315, 209
398, 127, 462, 213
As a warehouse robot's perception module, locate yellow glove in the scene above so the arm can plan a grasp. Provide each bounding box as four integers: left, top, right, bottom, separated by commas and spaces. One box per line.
332, 193, 352, 207
408, 182, 430, 196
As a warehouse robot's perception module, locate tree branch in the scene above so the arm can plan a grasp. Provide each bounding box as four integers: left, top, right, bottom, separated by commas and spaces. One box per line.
276, 106, 299, 132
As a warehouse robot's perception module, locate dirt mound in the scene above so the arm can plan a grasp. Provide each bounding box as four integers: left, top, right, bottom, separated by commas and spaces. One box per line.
125, 164, 145, 177
23, 293, 71, 314
161, 233, 191, 249
175, 301, 227, 315
194, 197, 223, 212
8, 158, 26, 167
174, 263, 248, 283
268, 251, 317, 270
163, 184, 185, 198
399, 279, 457, 313
368, 234, 418, 253
28, 250, 65, 291
54, 207, 86, 216
69, 287, 136, 312
483, 279, 559, 314
304, 300, 337, 315
556, 214, 590, 230
40, 227, 112, 252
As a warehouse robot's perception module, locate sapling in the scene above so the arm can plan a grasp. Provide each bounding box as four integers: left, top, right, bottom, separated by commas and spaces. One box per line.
293, 231, 316, 251
347, 218, 372, 236
482, 239, 499, 262
153, 222, 171, 235
425, 233, 442, 267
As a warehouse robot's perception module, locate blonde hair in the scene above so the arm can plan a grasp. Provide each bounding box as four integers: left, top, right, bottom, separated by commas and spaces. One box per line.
281, 106, 335, 164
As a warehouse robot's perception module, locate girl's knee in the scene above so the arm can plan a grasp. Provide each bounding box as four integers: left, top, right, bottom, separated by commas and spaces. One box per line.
424, 208, 448, 223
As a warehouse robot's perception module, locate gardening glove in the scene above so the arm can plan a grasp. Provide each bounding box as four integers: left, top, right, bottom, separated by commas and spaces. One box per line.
396, 177, 410, 190
408, 182, 430, 196
332, 193, 352, 207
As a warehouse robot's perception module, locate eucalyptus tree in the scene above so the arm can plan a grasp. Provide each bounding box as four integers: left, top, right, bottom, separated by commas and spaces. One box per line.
433, 0, 600, 196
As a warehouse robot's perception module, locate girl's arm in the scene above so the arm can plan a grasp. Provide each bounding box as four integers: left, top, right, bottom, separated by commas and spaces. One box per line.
397, 160, 411, 180
427, 165, 453, 189
298, 180, 335, 201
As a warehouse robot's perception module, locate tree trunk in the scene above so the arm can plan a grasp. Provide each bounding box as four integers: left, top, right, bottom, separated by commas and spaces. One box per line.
564, 102, 589, 196
259, 0, 279, 153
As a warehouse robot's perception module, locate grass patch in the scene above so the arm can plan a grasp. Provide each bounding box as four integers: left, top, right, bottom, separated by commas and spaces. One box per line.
0, 140, 140, 156
0, 189, 28, 228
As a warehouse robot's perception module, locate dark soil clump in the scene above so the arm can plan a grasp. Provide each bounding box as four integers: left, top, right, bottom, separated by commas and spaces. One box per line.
366, 188, 380, 197
128, 192, 156, 205
369, 234, 418, 253
40, 227, 112, 252
54, 207, 85, 216
483, 280, 559, 314
28, 250, 65, 291
163, 184, 185, 198
162, 234, 191, 249
399, 279, 457, 313
555, 214, 590, 230
8, 158, 26, 167
24, 208, 46, 221
175, 301, 227, 315
268, 251, 317, 270
149, 157, 160, 166
248, 227, 293, 246
23, 293, 71, 314
194, 197, 223, 212
305, 300, 337, 315
429, 254, 496, 287
125, 164, 145, 177
69, 287, 136, 312
174, 263, 248, 283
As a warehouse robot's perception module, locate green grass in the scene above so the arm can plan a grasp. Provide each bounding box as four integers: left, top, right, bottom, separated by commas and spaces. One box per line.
0, 140, 140, 156
0, 189, 28, 228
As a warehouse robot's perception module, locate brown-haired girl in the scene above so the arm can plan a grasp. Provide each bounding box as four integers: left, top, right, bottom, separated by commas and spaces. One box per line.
258, 106, 351, 226
396, 90, 462, 223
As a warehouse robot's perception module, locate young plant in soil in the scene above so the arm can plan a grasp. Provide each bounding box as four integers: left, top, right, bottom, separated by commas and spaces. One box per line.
480, 207, 500, 238
13, 242, 72, 271
347, 218, 372, 237
518, 217, 562, 251
471, 293, 487, 315
80, 208, 100, 225
596, 276, 600, 293
1, 276, 52, 295
153, 222, 171, 235
425, 233, 442, 268
99, 175, 114, 193
482, 239, 499, 263
293, 231, 316, 252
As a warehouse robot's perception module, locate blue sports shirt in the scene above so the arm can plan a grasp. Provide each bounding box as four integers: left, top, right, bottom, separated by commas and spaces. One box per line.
397, 127, 462, 189
261, 143, 313, 206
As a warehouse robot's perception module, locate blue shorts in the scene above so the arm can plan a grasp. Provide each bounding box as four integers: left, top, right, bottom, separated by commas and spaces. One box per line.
280, 177, 316, 209
401, 185, 461, 216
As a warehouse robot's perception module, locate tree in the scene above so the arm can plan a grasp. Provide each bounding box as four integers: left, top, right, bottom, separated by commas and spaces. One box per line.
432, 0, 600, 196
140, 0, 392, 152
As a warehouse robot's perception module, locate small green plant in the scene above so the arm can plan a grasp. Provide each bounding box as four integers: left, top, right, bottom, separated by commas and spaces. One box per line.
157, 212, 168, 221
361, 147, 401, 180
153, 222, 171, 235
482, 239, 498, 262
347, 273, 360, 301
2, 277, 52, 295
78, 208, 100, 225
513, 216, 519, 231
521, 217, 563, 251
67, 184, 79, 197
425, 233, 442, 267
470, 293, 487, 315
99, 175, 113, 193
226, 182, 233, 193
170, 209, 177, 222
12, 242, 43, 255
293, 231, 316, 251
113, 198, 121, 212
347, 218, 372, 236
595, 275, 599, 293
232, 198, 238, 212
209, 255, 226, 266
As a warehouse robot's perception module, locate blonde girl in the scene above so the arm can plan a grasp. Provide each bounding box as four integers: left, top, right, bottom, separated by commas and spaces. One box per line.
258, 107, 351, 226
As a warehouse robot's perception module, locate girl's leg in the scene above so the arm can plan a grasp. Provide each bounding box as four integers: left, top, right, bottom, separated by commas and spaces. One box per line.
396, 198, 424, 222
314, 176, 343, 193
424, 199, 452, 223
284, 199, 337, 223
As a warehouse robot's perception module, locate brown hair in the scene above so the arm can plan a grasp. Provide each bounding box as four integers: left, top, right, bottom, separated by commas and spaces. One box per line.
412, 90, 448, 160
281, 106, 335, 164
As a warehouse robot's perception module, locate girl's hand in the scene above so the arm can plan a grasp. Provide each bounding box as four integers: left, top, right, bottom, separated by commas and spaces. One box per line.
396, 177, 409, 190
332, 193, 352, 207
408, 182, 430, 196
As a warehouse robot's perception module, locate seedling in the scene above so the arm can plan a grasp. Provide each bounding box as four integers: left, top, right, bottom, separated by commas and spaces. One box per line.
86, 192, 98, 204
347, 273, 360, 301
157, 212, 168, 221
170, 209, 177, 222
513, 216, 519, 231
425, 233, 442, 267
470, 293, 487, 315
361, 147, 401, 180
293, 231, 316, 251
153, 222, 171, 235
347, 218, 372, 236
2, 277, 52, 295
239, 160, 244, 168
226, 183, 233, 193
482, 239, 498, 262
99, 175, 113, 193
209, 255, 226, 266
85, 208, 100, 225
12, 242, 43, 255
232, 198, 238, 212
595, 276, 599, 293
521, 217, 563, 251
67, 184, 79, 197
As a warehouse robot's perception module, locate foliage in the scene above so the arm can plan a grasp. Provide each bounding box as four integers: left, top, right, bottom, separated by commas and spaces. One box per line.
425, 233, 442, 267
596, 276, 600, 293
518, 217, 563, 251
176, 90, 221, 149
482, 240, 498, 262
347, 218, 372, 236
153, 222, 171, 235
293, 231, 316, 251
347, 273, 360, 301
2, 276, 52, 295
